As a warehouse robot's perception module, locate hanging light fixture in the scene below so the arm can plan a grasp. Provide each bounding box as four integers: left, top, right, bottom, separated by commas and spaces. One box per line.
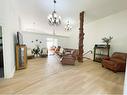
65, 20, 72, 31
48, 0, 61, 25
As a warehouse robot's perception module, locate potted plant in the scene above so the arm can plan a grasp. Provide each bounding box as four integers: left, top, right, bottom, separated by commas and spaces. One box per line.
102, 36, 113, 46
31, 39, 42, 57
32, 45, 40, 57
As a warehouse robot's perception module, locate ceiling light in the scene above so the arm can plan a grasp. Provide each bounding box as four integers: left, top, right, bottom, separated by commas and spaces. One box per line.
65, 21, 72, 31
48, 0, 61, 26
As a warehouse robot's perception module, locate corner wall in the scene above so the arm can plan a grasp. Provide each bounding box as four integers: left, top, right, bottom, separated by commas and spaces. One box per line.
0, 0, 18, 78
84, 9, 127, 59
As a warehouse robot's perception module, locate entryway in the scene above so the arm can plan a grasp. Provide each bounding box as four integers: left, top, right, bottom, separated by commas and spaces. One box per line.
46, 38, 58, 55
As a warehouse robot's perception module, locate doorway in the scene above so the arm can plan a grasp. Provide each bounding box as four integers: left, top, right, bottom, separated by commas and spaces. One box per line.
47, 38, 58, 55
0, 26, 4, 78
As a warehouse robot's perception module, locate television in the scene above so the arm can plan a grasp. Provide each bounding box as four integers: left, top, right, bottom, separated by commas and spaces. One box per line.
17, 32, 23, 45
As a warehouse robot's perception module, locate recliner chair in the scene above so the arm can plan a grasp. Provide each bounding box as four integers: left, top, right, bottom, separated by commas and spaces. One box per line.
102, 52, 127, 72
61, 49, 78, 65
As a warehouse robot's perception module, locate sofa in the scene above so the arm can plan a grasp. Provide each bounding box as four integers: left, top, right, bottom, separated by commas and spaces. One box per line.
102, 52, 127, 72
61, 49, 78, 65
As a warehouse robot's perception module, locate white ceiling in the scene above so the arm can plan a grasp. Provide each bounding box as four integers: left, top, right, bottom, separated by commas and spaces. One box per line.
14, 0, 127, 34
15, 0, 127, 22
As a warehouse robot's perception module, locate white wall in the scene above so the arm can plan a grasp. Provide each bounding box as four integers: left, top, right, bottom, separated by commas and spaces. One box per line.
84, 9, 127, 59
0, 0, 18, 78
22, 31, 70, 49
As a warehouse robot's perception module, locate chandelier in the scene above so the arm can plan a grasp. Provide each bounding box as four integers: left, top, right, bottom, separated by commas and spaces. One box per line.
48, 0, 61, 25
65, 21, 72, 31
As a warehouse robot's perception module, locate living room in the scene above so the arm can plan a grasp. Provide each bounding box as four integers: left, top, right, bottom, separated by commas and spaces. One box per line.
0, 0, 127, 95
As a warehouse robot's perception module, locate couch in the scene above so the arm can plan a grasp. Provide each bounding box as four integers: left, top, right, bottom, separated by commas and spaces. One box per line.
61, 49, 78, 65
102, 52, 127, 72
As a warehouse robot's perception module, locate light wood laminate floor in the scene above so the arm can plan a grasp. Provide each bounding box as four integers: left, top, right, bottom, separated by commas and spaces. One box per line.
0, 55, 125, 95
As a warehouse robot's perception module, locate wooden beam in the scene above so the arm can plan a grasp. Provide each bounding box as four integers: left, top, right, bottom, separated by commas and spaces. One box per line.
78, 11, 85, 62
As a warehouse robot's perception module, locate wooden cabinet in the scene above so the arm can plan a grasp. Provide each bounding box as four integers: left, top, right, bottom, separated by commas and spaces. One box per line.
16, 45, 27, 70
93, 44, 110, 63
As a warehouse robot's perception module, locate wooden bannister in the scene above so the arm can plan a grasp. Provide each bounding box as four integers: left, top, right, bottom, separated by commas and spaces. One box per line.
83, 50, 92, 56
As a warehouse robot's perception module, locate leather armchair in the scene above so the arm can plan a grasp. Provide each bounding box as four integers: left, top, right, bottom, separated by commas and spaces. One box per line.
61, 49, 78, 65
102, 52, 127, 72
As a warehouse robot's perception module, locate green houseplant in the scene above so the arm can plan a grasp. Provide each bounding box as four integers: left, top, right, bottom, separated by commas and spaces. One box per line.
102, 36, 113, 46
31, 39, 42, 57
32, 45, 40, 56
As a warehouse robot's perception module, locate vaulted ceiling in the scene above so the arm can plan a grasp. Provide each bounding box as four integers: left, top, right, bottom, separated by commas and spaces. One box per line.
14, 0, 127, 34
